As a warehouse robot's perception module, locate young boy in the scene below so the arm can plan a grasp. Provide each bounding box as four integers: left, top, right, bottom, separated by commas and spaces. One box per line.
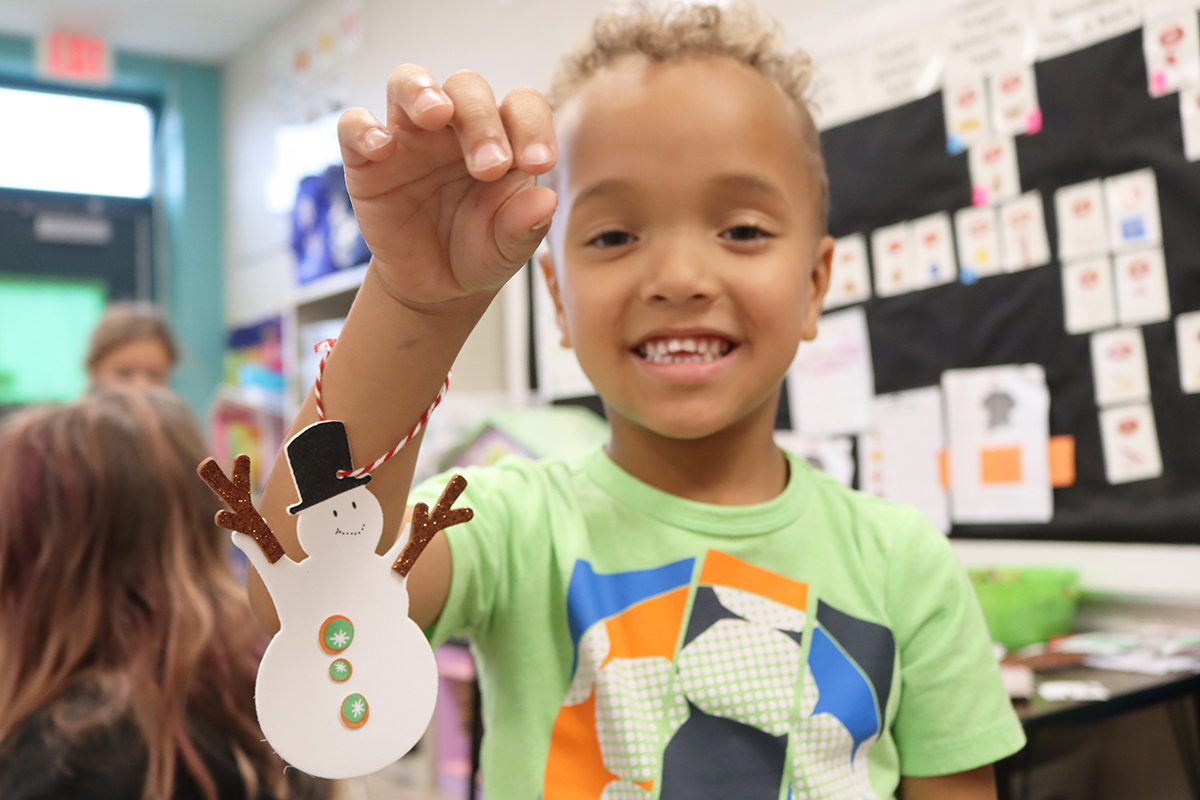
254, 4, 1025, 798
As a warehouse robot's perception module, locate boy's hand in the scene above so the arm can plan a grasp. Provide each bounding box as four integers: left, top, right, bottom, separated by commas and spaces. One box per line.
338, 65, 558, 309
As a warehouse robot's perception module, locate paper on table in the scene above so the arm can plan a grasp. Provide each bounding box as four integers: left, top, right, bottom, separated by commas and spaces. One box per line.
825, 233, 872, 310
942, 0, 1036, 78
1037, 680, 1111, 702
1099, 401, 1163, 484
871, 222, 915, 297
1177, 311, 1200, 394
954, 205, 1005, 280
1090, 327, 1151, 407
943, 363, 1053, 524
990, 64, 1042, 137
1104, 169, 1163, 252
1061, 257, 1117, 334
1055, 179, 1109, 260
1000, 191, 1052, 272
1035, 0, 1141, 60
969, 137, 1021, 206
774, 431, 855, 488
533, 264, 595, 400
859, 386, 950, 533
1183, 87, 1200, 161
910, 212, 958, 289
788, 306, 875, 437
1143, 8, 1200, 97
943, 75, 991, 154
1113, 247, 1171, 326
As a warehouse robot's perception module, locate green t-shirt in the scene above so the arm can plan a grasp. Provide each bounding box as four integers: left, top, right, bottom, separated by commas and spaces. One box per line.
413, 447, 1024, 800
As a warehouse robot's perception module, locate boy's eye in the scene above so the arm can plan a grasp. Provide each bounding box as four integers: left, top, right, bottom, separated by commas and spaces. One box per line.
586, 230, 636, 248
722, 225, 772, 242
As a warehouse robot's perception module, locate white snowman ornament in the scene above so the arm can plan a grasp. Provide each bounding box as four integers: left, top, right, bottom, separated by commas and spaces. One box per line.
198, 419, 472, 779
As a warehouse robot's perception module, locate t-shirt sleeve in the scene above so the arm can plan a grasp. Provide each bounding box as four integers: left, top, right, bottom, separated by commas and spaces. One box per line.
885, 512, 1026, 776
409, 460, 536, 648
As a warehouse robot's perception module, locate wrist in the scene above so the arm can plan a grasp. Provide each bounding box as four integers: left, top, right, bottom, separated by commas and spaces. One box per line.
367, 259, 498, 318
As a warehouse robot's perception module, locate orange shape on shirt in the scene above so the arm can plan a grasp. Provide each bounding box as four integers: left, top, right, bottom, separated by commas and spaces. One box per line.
698, 549, 807, 611
1049, 435, 1076, 488
602, 586, 689, 669
543, 687, 619, 800
980, 446, 1022, 484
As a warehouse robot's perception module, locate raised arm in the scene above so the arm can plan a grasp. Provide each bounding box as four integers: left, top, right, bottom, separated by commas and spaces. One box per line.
249, 66, 557, 633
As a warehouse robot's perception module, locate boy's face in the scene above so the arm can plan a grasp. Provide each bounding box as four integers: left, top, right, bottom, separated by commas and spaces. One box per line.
542, 55, 833, 442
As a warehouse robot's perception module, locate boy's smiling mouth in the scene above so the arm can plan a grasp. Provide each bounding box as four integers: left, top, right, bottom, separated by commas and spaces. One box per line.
634, 334, 736, 365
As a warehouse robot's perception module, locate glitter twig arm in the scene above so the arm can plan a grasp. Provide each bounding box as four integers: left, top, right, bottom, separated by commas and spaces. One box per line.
197, 455, 286, 564
393, 474, 473, 577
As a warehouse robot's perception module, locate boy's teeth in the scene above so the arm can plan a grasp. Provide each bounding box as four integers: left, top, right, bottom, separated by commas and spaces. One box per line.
638, 336, 732, 364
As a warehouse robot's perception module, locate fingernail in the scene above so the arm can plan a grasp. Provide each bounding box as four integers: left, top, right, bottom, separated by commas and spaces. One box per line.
414, 88, 449, 113
531, 214, 553, 233
471, 142, 508, 172
364, 128, 392, 151
523, 143, 553, 166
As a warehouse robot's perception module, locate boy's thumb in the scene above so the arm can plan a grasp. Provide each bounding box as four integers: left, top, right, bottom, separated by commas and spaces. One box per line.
494, 182, 558, 266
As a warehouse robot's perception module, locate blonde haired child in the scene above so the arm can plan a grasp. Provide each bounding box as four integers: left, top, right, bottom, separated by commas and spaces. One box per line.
253, 4, 1024, 797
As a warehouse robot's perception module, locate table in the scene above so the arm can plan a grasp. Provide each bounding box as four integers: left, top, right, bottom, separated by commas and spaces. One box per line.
997, 668, 1200, 800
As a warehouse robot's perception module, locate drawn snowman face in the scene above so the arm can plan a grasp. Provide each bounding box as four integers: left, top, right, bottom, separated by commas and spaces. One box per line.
297, 484, 383, 560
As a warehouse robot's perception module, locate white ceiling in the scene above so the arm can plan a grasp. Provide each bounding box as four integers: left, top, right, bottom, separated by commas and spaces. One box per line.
0, 0, 310, 63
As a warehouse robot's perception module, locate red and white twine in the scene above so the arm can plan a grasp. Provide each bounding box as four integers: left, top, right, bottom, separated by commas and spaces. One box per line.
312, 338, 450, 478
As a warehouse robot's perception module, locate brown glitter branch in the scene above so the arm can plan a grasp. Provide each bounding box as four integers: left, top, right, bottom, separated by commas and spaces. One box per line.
197, 455, 285, 564
393, 474, 473, 577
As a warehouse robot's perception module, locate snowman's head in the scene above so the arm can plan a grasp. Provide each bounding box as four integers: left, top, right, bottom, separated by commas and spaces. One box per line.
296, 484, 383, 560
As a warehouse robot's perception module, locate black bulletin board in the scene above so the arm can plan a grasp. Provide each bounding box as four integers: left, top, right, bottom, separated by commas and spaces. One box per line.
819, 30, 1200, 545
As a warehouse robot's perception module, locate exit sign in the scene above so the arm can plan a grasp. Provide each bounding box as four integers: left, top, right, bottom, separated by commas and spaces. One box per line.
36, 31, 113, 85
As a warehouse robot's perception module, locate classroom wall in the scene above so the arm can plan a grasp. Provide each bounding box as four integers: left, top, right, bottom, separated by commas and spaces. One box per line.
221, 0, 1200, 603
0, 34, 225, 415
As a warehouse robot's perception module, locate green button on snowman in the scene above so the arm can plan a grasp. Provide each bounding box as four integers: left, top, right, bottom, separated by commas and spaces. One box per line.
198, 420, 472, 780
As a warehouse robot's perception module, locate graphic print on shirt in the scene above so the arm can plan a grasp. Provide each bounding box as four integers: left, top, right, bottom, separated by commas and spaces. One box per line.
541, 550, 895, 800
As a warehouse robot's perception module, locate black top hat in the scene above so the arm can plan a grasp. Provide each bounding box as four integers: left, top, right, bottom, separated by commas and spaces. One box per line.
286, 420, 371, 515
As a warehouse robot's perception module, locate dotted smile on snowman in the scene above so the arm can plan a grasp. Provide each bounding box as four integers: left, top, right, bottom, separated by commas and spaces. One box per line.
332, 505, 365, 536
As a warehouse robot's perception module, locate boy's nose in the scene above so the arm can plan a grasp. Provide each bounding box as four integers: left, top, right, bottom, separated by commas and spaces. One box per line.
641, 239, 719, 305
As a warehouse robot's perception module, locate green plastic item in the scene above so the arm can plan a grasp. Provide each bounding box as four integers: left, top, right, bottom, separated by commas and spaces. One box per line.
968, 567, 1081, 651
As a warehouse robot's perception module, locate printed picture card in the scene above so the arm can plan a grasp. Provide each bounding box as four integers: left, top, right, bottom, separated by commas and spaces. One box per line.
969, 136, 1021, 206
1055, 179, 1109, 260
825, 233, 873, 310
1000, 191, 1052, 272
1090, 327, 1151, 407
1104, 169, 1163, 252
1182, 87, 1200, 161
910, 212, 958, 288
871, 222, 915, 297
1143, 8, 1200, 97
954, 205, 1004, 281
990, 65, 1043, 137
1061, 257, 1117, 334
1113, 247, 1171, 326
943, 363, 1053, 524
788, 306, 875, 437
1176, 310, 1200, 394
774, 431, 855, 488
1099, 402, 1163, 484
944, 75, 991, 154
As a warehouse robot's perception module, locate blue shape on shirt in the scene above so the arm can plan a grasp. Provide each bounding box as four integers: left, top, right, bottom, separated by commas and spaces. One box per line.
808, 626, 880, 754
565, 558, 695, 654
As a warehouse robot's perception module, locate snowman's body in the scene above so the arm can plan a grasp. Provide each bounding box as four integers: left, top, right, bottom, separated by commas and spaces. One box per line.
234, 483, 437, 779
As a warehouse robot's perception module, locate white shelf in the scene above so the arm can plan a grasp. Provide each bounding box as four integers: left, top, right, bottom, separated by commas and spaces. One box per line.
291, 262, 369, 306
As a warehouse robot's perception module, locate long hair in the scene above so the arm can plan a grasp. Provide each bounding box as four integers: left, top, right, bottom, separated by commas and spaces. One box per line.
0, 389, 275, 799
85, 302, 180, 372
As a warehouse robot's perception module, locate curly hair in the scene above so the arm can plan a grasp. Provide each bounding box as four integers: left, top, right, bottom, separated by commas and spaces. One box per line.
547, 1, 828, 230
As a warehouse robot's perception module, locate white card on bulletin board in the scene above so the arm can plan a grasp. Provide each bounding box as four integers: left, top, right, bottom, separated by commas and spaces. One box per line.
1061, 257, 1117, 334
1181, 87, 1200, 162
1055, 179, 1109, 260
861, 28, 942, 113
871, 222, 915, 297
533, 263, 595, 400
942, 0, 1036, 78
1035, 0, 1141, 60
1142, 8, 1200, 97
859, 386, 950, 533
1099, 402, 1163, 484
826, 233, 872, 309
1104, 169, 1163, 252
990, 64, 1042, 137
969, 137, 1021, 206
910, 212, 958, 288
1090, 327, 1151, 407
954, 205, 1005, 280
1113, 248, 1171, 326
1000, 191, 1052, 272
812, 50, 868, 130
773, 431, 855, 488
1176, 310, 1200, 393
788, 305, 874, 437
943, 75, 991, 154
943, 363, 1053, 524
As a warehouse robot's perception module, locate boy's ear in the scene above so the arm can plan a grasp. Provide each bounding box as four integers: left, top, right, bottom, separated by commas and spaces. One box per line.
537, 246, 571, 348
801, 235, 835, 341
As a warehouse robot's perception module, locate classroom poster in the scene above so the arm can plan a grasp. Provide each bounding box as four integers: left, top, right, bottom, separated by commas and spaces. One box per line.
825, 233, 872, 309
812, 51, 867, 130
1035, 0, 1141, 60
943, 364, 1053, 524
1104, 169, 1164, 252
1090, 327, 1151, 407
1055, 179, 1109, 260
788, 306, 874, 436
1099, 402, 1163, 484
999, 191, 1052, 271
1061, 257, 1117, 334
1112, 248, 1172, 326
942, 0, 1036, 78
954, 205, 1004, 280
861, 29, 942, 113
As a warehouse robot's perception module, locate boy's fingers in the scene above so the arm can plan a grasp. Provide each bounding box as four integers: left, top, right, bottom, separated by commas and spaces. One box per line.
338, 107, 395, 168
500, 86, 556, 175
385, 64, 454, 132
442, 70, 512, 180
